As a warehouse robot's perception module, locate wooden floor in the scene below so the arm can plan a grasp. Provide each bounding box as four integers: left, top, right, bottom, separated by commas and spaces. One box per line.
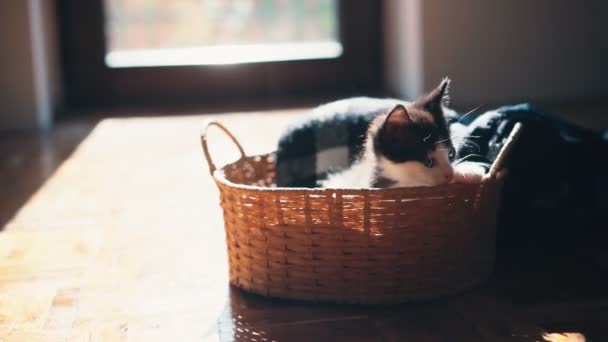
0, 106, 606, 341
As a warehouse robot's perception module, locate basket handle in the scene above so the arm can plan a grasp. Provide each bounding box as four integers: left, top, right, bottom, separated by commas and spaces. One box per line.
488, 122, 523, 178
201, 121, 246, 175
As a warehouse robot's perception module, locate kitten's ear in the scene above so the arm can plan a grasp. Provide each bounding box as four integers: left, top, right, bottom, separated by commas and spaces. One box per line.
416, 77, 450, 113
385, 105, 411, 128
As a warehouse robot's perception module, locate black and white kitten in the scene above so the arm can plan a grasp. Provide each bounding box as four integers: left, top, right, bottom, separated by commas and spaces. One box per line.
321, 79, 483, 188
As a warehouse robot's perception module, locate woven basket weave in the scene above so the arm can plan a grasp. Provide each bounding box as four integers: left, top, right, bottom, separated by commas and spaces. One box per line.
202, 122, 522, 304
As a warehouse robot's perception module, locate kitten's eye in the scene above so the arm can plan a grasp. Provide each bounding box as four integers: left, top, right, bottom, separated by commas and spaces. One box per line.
448, 147, 456, 159
425, 155, 434, 168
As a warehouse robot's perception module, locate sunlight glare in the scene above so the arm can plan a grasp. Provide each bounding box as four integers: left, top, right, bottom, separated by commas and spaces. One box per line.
106, 41, 343, 68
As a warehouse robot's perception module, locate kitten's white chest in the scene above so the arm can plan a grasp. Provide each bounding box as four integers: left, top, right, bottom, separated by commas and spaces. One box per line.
320, 157, 376, 188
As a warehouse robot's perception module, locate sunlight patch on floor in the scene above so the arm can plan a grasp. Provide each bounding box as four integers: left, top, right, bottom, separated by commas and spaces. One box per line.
543, 332, 586, 342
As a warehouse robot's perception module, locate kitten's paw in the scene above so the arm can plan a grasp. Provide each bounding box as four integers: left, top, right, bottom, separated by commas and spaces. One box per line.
453, 162, 486, 184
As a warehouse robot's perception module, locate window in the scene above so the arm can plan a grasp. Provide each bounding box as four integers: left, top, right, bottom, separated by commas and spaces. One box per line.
104, 0, 342, 67
59, 0, 382, 108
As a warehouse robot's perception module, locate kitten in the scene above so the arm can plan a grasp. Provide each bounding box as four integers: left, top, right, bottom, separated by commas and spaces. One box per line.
321, 79, 482, 188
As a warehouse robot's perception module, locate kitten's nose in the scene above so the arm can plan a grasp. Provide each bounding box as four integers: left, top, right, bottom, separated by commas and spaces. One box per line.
444, 168, 454, 182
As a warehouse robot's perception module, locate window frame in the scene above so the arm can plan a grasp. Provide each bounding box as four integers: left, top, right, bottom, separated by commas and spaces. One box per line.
58, 0, 383, 108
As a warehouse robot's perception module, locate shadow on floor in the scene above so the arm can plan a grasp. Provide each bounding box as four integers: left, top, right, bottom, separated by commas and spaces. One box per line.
0, 119, 98, 229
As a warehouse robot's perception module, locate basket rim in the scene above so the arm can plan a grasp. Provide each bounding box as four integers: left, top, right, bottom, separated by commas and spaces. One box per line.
203, 122, 521, 194
211, 154, 507, 194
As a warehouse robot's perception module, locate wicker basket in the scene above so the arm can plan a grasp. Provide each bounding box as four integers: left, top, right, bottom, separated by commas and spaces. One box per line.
202, 122, 522, 304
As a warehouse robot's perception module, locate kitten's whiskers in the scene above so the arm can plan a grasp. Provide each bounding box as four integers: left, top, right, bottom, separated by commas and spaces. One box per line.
453, 137, 481, 152
434, 138, 451, 145
457, 105, 484, 124
454, 154, 485, 165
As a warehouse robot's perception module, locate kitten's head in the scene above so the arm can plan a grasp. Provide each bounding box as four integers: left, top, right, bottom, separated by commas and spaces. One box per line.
371, 78, 455, 186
